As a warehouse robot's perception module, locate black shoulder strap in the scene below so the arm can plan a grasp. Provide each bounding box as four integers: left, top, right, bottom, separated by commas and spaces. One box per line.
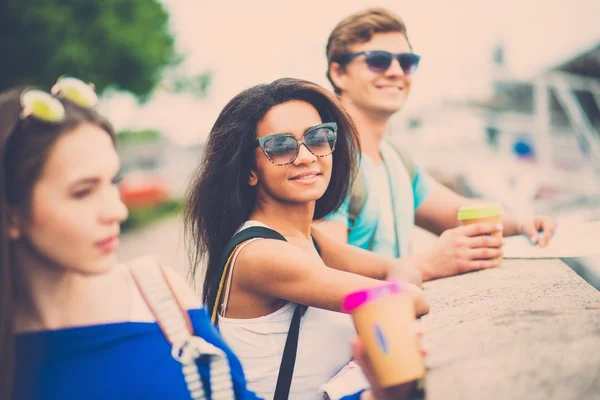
217, 226, 286, 275
218, 225, 306, 400
274, 303, 308, 400
311, 236, 321, 256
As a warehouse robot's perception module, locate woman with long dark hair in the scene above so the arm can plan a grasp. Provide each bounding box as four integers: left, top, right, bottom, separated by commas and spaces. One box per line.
185, 78, 428, 398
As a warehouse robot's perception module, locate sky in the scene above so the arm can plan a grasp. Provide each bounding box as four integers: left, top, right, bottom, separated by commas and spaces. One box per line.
98, 0, 600, 146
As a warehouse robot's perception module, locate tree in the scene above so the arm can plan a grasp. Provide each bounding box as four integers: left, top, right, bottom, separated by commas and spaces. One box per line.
0, 0, 180, 100
116, 129, 162, 147
166, 71, 213, 98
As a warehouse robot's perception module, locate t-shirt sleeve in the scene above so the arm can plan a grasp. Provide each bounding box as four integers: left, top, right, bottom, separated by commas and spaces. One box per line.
412, 163, 431, 210
323, 192, 351, 228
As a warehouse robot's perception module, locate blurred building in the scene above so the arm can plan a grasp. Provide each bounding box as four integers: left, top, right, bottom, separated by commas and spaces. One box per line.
398, 42, 600, 220
117, 130, 203, 208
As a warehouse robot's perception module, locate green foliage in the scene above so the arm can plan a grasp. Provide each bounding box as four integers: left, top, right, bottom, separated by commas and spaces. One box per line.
121, 199, 183, 232
0, 0, 180, 100
166, 71, 213, 98
116, 129, 162, 147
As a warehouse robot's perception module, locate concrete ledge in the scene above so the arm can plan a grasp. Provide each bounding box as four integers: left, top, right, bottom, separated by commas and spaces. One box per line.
421, 259, 600, 400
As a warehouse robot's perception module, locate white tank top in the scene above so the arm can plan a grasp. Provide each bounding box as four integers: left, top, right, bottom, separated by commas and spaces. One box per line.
217, 221, 356, 399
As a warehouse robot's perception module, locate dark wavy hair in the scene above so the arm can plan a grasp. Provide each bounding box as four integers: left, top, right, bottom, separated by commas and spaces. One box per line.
0, 88, 114, 400
184, 78, 360, 312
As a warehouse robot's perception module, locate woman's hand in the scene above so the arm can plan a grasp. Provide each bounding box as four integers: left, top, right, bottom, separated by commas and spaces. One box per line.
401, 282, 430, 317
513, 215, 557, 247
353, 337, 421, 400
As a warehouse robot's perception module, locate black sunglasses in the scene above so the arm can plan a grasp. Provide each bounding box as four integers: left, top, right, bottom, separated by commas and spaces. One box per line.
338, 51, 421, 75
253, 122, 338, 166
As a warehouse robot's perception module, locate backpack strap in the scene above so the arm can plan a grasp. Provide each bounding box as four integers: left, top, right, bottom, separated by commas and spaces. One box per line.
220, 238, 262, 317
387, 141, 416, 183
348, 169, 367, 233
129, 256, 234, 400
214, 225, 308, 400
212, 226, 286, 323
348, 142, 416, 237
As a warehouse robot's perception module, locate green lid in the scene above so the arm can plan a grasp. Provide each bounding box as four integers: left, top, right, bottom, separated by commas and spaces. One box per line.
457, 203, 503, 221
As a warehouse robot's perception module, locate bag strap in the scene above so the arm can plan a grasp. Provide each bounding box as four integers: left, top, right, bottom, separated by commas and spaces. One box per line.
129, 257, 235, 400
218, 226, 286, 274
212, 226, 286, 323
348, 142, 416, 246
384, 141, 417, 257
388, 141, 416, 182
274, 303, 307, 400
348, 168, 379, 250
311, 236, 321, 256
348, 169, 367, 233
215, 225, 309, 399
220, 238, 262, 317
129, 257, 193, 344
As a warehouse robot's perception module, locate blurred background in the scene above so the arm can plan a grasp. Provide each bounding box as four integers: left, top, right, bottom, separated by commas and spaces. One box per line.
3, 0, 599, 281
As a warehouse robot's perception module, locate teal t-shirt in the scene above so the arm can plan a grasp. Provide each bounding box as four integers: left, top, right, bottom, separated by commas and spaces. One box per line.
326, 141, 430, 257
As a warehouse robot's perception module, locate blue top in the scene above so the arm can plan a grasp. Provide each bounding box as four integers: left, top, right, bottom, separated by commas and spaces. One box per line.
14, 308, 363, 400
326, 141, 431, 257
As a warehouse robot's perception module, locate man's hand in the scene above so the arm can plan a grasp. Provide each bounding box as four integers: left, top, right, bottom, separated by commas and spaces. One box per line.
415, 222, 504, 281
513, 215, 557, 247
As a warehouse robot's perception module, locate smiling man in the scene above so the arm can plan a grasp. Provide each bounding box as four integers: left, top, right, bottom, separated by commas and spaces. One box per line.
318, 8, 556, 280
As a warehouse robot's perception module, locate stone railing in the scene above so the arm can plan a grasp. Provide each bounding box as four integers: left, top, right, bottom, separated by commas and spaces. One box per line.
421, 259, 600, 400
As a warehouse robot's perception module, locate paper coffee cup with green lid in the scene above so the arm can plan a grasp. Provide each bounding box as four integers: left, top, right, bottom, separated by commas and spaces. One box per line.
458, 203, 504, 255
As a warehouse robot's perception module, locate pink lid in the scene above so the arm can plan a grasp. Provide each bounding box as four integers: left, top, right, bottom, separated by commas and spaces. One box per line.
342, 281, 404, 312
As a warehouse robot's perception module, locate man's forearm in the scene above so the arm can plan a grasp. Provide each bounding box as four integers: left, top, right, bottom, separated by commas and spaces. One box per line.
402, 253, 437, 282
385, 257, 423, 286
